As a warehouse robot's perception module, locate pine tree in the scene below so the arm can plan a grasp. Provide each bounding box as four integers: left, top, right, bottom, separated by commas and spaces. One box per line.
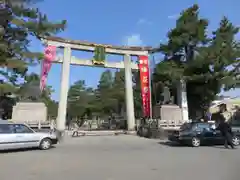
132, 71, 143, 118
112, 70, 125, 115
0, 0, 66, 95
0, 72, 56, 119
96, 70, 117, 115
208, 17, 240, 90
67, 80, 89, 119
154, 4, 240, 119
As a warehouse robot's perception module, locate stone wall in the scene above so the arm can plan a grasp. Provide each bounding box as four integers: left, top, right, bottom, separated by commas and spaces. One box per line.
11, 102, 47, 123
153, 104, 183, 124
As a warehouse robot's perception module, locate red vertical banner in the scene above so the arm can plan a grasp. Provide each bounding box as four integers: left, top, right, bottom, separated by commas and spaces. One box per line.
138, 55, 151, 117
40, 45, 56, 91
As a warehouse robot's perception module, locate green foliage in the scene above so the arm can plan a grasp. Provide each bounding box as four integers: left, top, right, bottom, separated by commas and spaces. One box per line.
0, 94, 16, 119
208, 17, 240, 90
112, 70, 125, 115
0, 0, 65, 119
66, 69, 143, 120
95, 70, 117, 115
0, 73, 57, 119
0, 0, 66, 92
0, 81, 17, 95
45, 100, 58, 119
18, 73, 57, 118
67, 80, 95, 119
132, 71, 142, 117
153, 4, 240, 119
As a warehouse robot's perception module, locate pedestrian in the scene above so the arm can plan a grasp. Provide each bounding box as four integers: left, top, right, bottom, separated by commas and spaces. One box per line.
108, 116, 112, 130
217, 113, 235, 149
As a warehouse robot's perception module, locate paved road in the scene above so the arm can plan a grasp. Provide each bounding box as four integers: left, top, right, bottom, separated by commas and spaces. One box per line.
0, 135, 239, 180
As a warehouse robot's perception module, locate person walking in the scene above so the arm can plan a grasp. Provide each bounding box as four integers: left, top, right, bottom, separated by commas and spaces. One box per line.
217, 105, 235, 149
217, 119, 234, 149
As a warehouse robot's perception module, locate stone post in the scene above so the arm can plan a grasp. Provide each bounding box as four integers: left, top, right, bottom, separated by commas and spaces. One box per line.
177, 79, 189, 121
38, 121, 41, 130
124, 54, 135, 131
56, 47, 71, 134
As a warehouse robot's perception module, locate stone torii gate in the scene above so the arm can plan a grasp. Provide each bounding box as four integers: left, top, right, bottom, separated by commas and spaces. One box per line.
41, 36, 154, 132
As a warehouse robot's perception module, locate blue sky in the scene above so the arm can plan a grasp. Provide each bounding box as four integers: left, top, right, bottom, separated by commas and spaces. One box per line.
28, 0, 240, 100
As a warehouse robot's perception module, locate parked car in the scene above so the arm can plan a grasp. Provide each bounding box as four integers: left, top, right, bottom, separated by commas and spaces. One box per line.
230, 119, 240, 133
168, 122, 240, 147
0, 120, 58, 151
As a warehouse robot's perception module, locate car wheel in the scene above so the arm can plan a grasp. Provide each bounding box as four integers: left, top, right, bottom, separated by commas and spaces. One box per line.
39, 138, 52, 150
232, 136, 240, 146
191, 137, 201, 147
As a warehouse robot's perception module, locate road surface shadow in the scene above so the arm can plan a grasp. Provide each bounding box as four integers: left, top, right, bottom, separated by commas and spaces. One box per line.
0, 146, 56, 154
211, 146, 238, 150
159, 141, 239, 149
158, 141, 187, 147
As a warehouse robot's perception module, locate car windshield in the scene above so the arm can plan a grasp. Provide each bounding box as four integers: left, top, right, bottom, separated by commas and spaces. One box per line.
230, 120, 240, 126
180, 123, 193, 131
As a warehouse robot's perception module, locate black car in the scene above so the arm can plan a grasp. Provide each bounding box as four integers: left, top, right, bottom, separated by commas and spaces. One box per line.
168, 122, 240, 147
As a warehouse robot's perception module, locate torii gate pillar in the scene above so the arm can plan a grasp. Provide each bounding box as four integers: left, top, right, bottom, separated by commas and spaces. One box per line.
124, 54, 135, 131
57, 46, 71, 132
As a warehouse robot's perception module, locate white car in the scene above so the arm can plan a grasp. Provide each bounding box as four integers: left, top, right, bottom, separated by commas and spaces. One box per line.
0, 120, 58, 150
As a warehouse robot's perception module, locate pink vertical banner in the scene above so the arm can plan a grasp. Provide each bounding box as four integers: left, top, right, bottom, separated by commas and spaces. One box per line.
138, 55, 151, 117
40, 45, 56, 91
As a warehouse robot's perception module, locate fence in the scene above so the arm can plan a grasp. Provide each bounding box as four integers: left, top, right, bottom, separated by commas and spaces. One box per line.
19, 118, 186, 131
157, 119, 185, 129
137, 118, 186, 130
68, 118, 185, 131
23, 120, 54, 130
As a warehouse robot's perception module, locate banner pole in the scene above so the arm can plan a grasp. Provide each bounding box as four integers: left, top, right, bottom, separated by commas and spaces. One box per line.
148, 53, 153, 120
39, 58, 44, 92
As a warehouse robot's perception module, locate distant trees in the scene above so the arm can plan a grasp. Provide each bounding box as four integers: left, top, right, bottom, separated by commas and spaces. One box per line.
66, 69, 143, 122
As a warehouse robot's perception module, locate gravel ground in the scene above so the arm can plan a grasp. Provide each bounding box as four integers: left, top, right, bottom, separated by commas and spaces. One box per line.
0, 135, 239, 180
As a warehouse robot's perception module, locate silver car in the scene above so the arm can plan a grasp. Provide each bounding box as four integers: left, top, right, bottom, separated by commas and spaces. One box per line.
0, 120, 58, 150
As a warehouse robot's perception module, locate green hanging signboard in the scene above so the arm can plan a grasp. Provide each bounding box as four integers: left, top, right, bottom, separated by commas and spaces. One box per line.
92, 45, 106, 65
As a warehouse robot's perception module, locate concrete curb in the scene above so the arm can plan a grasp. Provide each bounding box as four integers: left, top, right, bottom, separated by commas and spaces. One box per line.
71, 130, 136, 137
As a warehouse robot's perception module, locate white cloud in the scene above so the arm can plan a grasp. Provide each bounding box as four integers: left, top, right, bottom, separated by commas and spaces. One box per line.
137, 18, 152, 25
167, 14, 179, 19
123, 34, 143, 46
